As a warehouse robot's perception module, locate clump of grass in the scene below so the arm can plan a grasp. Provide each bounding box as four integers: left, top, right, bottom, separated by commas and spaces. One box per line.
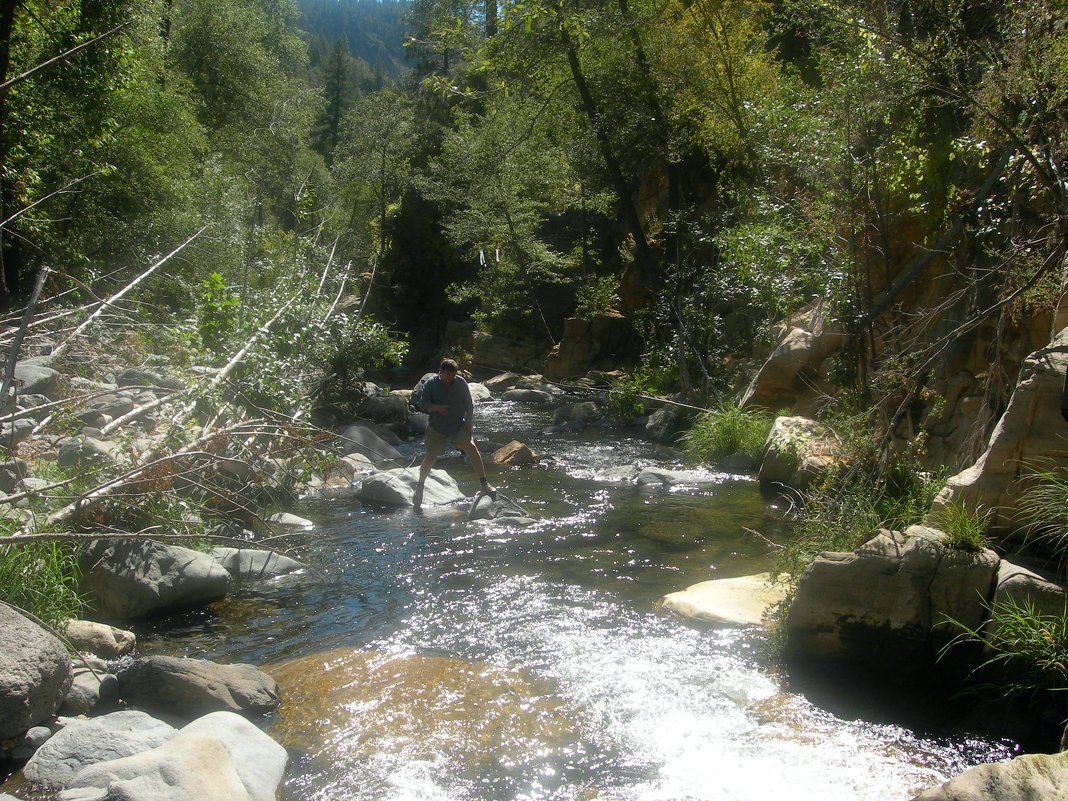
0, 535, 83, 628
942, 595, 1068, 715
773, 476, 882, 588
682, 403, 774, 464
1017, 468, 1068, 574
931, 502, 991, 552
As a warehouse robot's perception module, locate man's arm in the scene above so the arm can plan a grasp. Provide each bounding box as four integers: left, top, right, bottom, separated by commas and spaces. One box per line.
462, 381, 475, 432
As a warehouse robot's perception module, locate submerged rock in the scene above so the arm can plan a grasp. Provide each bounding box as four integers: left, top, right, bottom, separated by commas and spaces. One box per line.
267, 648, 574, 775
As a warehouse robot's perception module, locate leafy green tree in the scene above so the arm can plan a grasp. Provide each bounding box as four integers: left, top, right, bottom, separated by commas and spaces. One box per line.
419, 92, 582, 340
331, 88, 417, 311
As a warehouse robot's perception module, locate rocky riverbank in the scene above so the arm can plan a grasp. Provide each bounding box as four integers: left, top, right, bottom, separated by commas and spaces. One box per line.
3, 320, 1068, 799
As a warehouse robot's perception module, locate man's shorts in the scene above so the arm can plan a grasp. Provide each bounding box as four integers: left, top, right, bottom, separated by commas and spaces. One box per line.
425, 424, 471, 458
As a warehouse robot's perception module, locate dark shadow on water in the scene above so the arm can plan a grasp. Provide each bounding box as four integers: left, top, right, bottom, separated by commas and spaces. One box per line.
784, 659, 1028, 757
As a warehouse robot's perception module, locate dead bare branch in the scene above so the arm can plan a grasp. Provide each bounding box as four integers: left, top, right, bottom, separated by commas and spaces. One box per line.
51, 228, 206, 359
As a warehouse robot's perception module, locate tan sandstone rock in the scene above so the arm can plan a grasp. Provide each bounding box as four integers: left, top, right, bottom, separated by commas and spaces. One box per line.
660, 573, 788, 626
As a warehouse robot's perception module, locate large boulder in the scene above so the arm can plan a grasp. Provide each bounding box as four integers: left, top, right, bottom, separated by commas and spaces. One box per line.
208, 547, 305, 584
13, 359, 60, 399
759, 416, 843, 490
78, 539, 231, 620
986, 557, 1068, 643
335, 422, 403, 464
0, 606, 72, 738
634, 467, 713, 486
910, 750, 1068, 801
552, 402, 600, 427
22, 710, 176, 789
785, 525, 1000, 670
116, 656, 280, 720
644, 403, 694, 445
471, 331, 546, 372
0, 459, 29, 493
56, 436, 119, 471
61, 658, 119, 716
502, 388, 555, 404
740, 315, 846, 414
57, 711, 288, 801
930, 326, 1068, 537
660, 573, 788, 626
358, 392, 411, 426
482, 372, 525, 393
490, 440, 539, 466
542, 312, 639, 380
356, 467, 464, 507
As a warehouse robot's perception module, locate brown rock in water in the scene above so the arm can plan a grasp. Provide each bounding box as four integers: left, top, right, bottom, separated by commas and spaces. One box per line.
490, 440, 539, 465
266, 648, 573, 776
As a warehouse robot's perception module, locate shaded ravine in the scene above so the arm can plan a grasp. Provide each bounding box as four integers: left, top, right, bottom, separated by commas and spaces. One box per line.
135, 398, 1016, 801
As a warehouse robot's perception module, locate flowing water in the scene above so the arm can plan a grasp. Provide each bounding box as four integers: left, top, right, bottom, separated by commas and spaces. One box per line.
134, 397, 1015, 801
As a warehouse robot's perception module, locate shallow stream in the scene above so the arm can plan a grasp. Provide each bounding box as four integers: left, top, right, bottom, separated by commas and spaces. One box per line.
135, 397, 1014, 801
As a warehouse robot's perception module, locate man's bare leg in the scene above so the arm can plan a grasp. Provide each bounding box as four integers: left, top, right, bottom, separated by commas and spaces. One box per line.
460, 438, 495, 499
413, 455, 435, 508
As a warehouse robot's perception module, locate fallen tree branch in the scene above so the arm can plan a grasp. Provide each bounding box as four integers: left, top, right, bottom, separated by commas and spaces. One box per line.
51, 227, 206, 359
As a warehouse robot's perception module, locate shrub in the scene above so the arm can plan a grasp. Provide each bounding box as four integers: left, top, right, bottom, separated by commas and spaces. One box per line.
773, 465, 948, 590
682, 403, 774, 464
575, 276, 620, 317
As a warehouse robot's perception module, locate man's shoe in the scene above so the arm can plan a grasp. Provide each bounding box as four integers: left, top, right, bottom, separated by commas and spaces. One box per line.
412, 484, 424, 508
480, 480, 497, 501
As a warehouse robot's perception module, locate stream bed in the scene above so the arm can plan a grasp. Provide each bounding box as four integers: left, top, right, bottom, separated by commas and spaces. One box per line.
134, 397, 1015, 801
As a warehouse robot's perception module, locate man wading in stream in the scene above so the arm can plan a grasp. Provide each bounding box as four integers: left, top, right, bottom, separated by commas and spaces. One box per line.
413, 358, 496, 509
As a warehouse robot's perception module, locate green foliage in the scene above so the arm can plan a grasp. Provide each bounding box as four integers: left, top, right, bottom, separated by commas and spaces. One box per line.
774, 475, 883, 589
682, 404, 774, 464
575, 276, 620, 317
930, 502, 991, 553
942, 595, 1068, 716
774, 461, 948, 589
420, 92, 580, 337
198, 272, 243, 356
1018, 468, 1068, 576
606, 350, 678, 421
310, 313, 408, 415
0, 536, 83, 629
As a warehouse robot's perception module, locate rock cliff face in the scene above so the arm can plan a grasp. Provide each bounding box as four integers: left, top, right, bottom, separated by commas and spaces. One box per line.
930, 327, 1068, 538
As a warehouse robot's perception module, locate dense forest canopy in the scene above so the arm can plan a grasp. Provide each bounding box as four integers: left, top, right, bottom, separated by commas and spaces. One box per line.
0, 0, 1063, 440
